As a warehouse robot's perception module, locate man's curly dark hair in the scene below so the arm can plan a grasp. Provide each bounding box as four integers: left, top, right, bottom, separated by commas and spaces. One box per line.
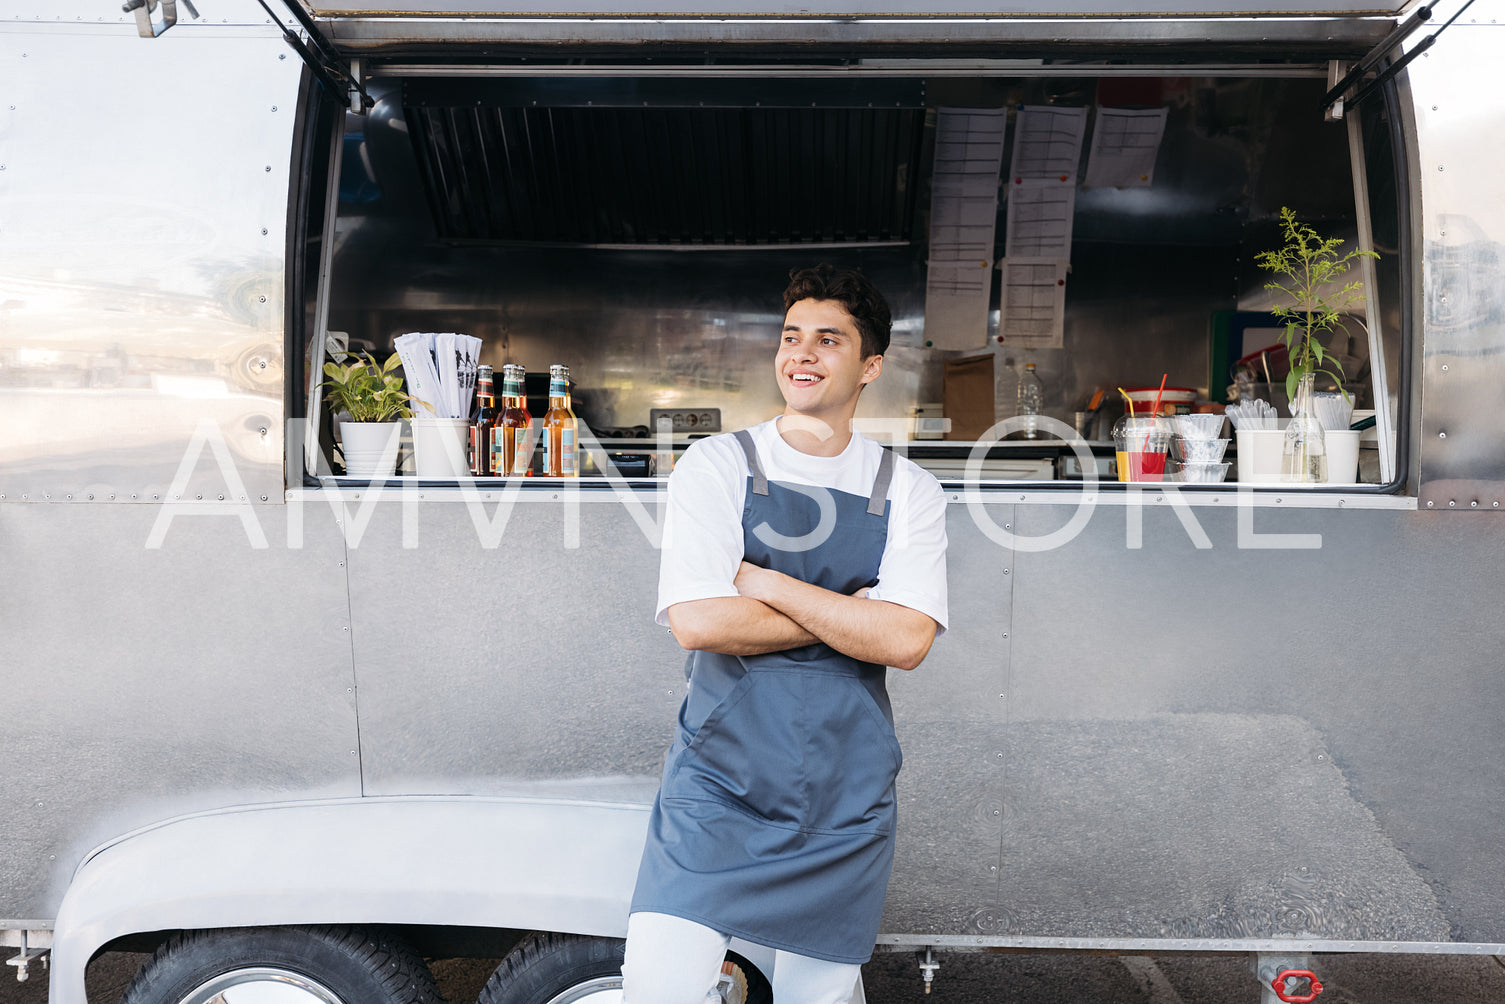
782, 264, 892, 360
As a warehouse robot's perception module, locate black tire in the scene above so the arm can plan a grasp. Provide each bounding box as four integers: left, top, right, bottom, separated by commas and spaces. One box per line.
477, 933, 772, 1004
117, 925, 444, 1004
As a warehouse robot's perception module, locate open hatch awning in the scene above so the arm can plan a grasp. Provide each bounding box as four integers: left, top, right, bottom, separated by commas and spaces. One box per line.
295, 0, 1413, 14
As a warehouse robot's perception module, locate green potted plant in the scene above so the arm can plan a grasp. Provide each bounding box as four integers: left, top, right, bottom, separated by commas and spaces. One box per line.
1254, 207, 1378, 482
322, 352, 415, 477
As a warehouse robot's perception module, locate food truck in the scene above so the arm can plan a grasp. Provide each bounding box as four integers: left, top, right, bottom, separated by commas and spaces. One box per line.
3, 0, 1503, 1001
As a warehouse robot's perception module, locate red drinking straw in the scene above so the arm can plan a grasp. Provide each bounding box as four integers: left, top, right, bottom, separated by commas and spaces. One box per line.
1142, 373, 1168, 451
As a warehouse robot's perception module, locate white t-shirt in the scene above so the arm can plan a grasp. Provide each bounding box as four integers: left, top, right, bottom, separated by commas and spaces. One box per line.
656, 417, 949, 634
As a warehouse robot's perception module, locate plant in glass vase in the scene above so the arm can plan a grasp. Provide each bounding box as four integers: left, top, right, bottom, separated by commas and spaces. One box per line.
1253, 207, 1379, 483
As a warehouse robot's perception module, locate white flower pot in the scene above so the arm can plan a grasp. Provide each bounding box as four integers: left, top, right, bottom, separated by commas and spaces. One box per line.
338, 421, 402, 478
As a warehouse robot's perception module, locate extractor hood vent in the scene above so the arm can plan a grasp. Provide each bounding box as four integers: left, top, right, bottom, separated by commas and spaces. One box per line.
402, 78, 927, 247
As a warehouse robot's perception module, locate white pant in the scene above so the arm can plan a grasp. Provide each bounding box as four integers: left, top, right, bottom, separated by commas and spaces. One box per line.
622, 912, 864, 1004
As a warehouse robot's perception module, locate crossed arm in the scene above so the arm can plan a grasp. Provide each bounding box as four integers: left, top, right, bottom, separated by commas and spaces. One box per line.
666, 561, 938, 671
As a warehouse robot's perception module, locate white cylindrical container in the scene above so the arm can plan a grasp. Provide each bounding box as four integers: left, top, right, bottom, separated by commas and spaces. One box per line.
339, 421, 402, 477
411, 417, 471, 478
1325, 429, 1361, 485
1235, 429, 1285, 483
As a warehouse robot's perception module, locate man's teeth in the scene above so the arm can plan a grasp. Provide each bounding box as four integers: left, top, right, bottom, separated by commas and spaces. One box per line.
792, 374, 823, 383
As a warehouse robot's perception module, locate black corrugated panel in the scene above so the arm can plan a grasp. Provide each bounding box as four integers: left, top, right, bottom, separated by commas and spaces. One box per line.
404, 87, 926, 246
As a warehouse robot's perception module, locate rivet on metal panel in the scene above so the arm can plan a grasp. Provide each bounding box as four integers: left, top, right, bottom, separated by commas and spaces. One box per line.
1003, 523, 1011, 530
260, 495, 268, 502
1317, 754, 1326, 761
87, 495, 93, 501
1471, 501, 1478, 508
1338, 500, 1344, 507
1440, 432, 1447, 439
350, 750, 357, 756
1495, 502, 1500, 508
1427, 501, 1434, 508
279, 53, 285, 59
1442, 364, 1449, 372
66, 494, 72, 500
1002, 568, 1010, 575
217, 495, 224, 501
1449, 500, 1456, 507
992, 809, 1001, 816
195, 495, 202, 500
1002, 632, 1008, 638
258, 295, 266, 303
271, 106, 278, 112
261, 228, 268, 236
1438, 164, 1445, 171
994, 751, 1003, 760
342, 626, 349, 632
265, 165, 272, 172
1275, 498, 1282, 503
347, 688, 353, 693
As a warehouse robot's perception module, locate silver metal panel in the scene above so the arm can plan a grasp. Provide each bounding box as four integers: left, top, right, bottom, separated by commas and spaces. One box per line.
1404, 13, 1505, 508
883, 506, 1012, 936
0, 24, 300, 503
1004, 501, 1505, 943
0, 504, 361, 923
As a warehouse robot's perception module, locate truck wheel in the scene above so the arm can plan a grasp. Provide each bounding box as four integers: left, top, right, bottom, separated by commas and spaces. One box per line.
476, 933, 771, 1004
117, 925, 444, 1004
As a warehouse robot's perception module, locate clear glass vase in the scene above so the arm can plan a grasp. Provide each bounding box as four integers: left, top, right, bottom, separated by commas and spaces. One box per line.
1281, 372, 1328, 483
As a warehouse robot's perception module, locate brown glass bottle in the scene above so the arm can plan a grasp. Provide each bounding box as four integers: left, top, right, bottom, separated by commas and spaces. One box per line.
468, 364, 496, 476
542, 364, 578, 477
493, 364, 533, 476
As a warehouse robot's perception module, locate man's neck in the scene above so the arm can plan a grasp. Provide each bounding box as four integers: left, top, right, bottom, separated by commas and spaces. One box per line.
777, 410, 855, 457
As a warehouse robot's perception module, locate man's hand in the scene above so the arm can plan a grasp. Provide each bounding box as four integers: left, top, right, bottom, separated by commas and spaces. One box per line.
734, 561, 936, 671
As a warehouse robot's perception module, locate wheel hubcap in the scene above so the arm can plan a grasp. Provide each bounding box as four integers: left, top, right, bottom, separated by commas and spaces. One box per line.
176, 967, 348, 1004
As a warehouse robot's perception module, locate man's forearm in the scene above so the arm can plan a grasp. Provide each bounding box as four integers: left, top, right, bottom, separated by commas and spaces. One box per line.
666, 596, 819, 656
737, 563, 937, 670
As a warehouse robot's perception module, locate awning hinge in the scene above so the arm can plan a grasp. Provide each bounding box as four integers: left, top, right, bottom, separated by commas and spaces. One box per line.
1322, 0, 1479, 118
255, 0, 374, 113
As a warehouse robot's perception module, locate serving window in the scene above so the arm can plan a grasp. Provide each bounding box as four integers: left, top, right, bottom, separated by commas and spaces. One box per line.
297, 63, 1406, 492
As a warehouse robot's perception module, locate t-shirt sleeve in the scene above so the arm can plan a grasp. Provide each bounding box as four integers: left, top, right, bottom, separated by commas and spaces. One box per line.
655, 439, 745, 627
866, 461, 949, 634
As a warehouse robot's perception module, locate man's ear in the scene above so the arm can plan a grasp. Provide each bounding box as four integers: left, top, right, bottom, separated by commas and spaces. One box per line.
860, 354, 884, 386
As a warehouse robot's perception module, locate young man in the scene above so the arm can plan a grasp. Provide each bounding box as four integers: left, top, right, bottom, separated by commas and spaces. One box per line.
624, 265, 949, 1004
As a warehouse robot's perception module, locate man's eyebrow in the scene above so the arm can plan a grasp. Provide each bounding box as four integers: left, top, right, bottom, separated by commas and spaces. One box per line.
783, 324, 849, 336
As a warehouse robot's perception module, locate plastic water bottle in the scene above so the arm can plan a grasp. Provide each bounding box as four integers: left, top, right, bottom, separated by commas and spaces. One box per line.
1018, 362, 1044, 439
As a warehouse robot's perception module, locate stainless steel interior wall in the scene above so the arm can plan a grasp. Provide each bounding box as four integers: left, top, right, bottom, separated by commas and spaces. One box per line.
324, 74, 1380, 439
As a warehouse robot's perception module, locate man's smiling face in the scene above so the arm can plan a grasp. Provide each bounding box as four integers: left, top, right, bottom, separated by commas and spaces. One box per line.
775, 298, 883, 424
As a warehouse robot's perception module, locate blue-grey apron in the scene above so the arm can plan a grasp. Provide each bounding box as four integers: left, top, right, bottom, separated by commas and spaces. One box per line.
631, 430, 900, 964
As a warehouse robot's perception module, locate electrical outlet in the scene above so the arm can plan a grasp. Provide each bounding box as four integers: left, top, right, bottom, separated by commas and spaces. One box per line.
650, 408, 722, 434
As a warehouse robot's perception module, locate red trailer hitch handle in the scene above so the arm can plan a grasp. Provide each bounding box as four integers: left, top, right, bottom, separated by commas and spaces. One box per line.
1271, 969, 1324, 1003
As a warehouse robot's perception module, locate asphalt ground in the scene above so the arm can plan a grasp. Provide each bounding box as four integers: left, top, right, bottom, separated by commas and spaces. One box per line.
2, 945, 1502, 1003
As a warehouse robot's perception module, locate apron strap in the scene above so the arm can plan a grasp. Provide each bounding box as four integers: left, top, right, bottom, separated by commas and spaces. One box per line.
867, 446, 895, 516
733, 429, 770, 496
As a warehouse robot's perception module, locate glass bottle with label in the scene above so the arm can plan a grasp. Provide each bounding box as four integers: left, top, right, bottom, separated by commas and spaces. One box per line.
493, 364, 533, 476
469, 364, 496, 476
542, 364, 578, 477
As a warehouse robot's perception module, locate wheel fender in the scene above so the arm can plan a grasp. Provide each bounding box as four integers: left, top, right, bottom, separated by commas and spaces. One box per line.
48, 796, 650, 1004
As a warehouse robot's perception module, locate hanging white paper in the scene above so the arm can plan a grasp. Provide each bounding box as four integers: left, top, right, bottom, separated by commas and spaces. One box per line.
924, 260, 995, 352
924, 107, 1008, 350
1008, 105, 1088, 182
999, 259, 1070, 349
1004, 179, 1077, 259
1084, 106, 1169, 189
